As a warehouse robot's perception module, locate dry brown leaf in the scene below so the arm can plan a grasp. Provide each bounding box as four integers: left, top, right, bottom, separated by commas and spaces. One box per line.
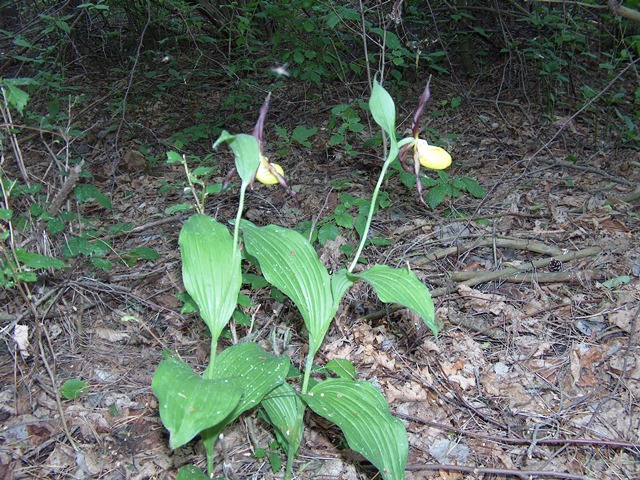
608, 308, 639, 334
91, 327, 131, 342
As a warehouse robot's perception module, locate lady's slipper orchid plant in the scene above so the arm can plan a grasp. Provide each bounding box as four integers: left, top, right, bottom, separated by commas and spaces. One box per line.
398, 77, 452, 204
222, 92, 294, 194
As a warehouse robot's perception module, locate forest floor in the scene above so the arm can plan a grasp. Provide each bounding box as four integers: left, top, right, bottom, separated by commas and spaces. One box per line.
1, 51, 639, 480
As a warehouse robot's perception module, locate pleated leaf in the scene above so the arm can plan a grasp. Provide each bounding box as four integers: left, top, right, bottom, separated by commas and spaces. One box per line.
369, 79, 397, 140
152, 357, 243, 449
350, 265, 438, 336
261, 382, 305, 457
304, 379, 408, 480
240, 221, 335, 357
200, 342, 290, 459
331, 268, 355, 315
211, 342, 290, 418
213, 131, 260, 185
179, 214, 241, 343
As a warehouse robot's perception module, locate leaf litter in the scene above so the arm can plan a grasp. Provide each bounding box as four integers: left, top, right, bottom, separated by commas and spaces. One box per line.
1, 67, 639, 480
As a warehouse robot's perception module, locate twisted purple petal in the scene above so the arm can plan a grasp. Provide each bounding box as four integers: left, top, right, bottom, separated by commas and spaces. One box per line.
411, 77, 431, 138
252, 92, 272, 151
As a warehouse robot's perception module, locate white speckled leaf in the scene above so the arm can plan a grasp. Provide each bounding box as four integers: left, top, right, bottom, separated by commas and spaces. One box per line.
211, 342, 289, 418
262, 382, 305, 457
152, 357, 243, 449
176, 464, 209, 480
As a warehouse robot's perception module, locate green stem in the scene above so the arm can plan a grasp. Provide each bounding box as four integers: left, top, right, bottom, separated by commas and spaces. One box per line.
301, 349, 316, 395
232, 183, 248, 259
284, 447, 295, 480
181, 156, 203, 214
203, 337, 217, 379
348, 153, 396, 273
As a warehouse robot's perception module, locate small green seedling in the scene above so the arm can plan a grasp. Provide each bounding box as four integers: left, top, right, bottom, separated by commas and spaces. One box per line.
60, 379, 88, 400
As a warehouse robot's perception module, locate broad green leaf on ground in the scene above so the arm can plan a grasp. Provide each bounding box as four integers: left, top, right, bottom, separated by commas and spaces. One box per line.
349, 265, 438, 336
15, 248, 65, 269
261, 382, 305, 459
152, 357, 243, 449
324, 358, 357, 380
459, 176, 486, 198
291, 125, 318, 147
369, 79, 397, 139
304, 379, 408, 480
240, 221, 335, 357
179, 214, 241, 345
4, 82, 29, 114
74, 184, 112, 209
176, 465, 209, 480
425, 183, 449, 209
211, 342, 289, 419
60, 378, 88, 399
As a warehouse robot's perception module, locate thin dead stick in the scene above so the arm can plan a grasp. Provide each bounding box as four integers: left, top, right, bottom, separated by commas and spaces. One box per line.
406, 463, 593, 480
38, 324, 79, 452
418, 237, 564, 264
522, 57, 640, 171
538, 156, 634, 186
452, 269, 602, 284
395, 213, 545, 243
453, 246, 602, 288
48, 161, 84, 215
605, 186, 640, 206
397, 412, 640, 450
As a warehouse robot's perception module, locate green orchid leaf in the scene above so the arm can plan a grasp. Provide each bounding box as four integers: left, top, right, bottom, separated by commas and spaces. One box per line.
200, 342, 290, 470
211, 342, 289, 418
151, 357, 243, 450
240, 221, 334, 358
176, 465, 209, 480
179, 214, 241, 345
369, 79, 397, 140
330, 268, 354, 315
261, 382, 305, 458
214, 131, 261, 185
350, 265, 438, 335
60, 378, 88, 399
304, 379, 407, 480
324, 358, 357, 380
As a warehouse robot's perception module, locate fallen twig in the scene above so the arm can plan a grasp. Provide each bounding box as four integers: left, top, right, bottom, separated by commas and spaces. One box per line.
406, 463, 593, 480
452, 246, 602, 288
538, 156, 635, 186
418, 237, 564, 264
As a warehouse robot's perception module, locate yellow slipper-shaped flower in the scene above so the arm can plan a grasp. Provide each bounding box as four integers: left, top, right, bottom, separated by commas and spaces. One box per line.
415, 139, 452, 170
255, 156, 285, 185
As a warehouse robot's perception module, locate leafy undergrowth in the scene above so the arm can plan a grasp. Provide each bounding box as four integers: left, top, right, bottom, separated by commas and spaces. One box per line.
1, 62, 639, 480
